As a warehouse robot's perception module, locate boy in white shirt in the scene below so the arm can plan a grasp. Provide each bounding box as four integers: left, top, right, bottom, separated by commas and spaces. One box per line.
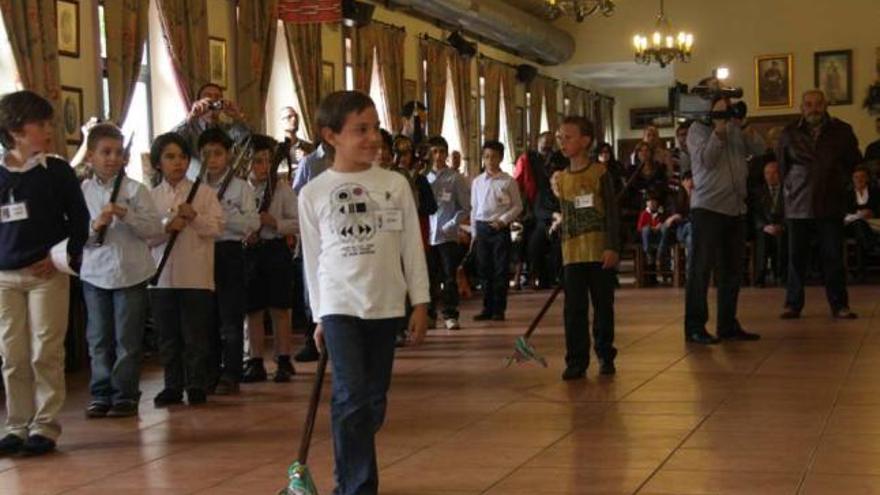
471, 140, 522, 321
300, 91, 429, 495
81, 124, 163, 418
199, 129, 259, 395
148, 132, 224, 407
243, 134, 299, 383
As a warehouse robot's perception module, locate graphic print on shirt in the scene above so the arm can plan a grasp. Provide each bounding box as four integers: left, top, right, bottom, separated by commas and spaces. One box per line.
330, 182, 382, 257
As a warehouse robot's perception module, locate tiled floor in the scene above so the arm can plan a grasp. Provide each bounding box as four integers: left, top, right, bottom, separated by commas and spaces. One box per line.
1, 285, 879, 494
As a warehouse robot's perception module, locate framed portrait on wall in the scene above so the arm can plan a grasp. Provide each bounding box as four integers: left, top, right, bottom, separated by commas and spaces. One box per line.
57, 0, 80, 58
629, 107, 673, 130
404, 79, 417, 104
321, 62, 335, 99
61, 86, 84, 145
755, 54, 793, 109
208, 37, 228, 89
814, 50, 853, 105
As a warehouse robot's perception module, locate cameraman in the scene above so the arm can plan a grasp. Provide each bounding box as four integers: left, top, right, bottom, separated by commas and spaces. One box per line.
172, 83, 252, 167
684, 79, 766, 345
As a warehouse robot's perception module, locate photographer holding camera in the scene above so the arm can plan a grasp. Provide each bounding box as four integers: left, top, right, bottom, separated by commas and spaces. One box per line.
683, 78, 766, 345
172, 83, 252, 165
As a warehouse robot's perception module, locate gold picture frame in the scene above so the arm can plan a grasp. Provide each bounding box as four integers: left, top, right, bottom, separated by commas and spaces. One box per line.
755, 54, 793, 109
209, 37, 228, 89
321, 62, 335, 99
57, 0, 80, 58
61, 86, 84, 145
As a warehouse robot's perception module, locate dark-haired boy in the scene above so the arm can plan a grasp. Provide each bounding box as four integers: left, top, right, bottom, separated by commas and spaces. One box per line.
426, 136, 470, 330
80, 123, 163, 418
199, 128, 259, 394
471, 141, 521, 321
552, 116, 620, 379
0, 90, 89, 455
243, 134, 298, 383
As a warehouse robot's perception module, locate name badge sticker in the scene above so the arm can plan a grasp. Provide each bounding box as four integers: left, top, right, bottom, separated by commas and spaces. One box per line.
574, 194, 594, 209
0, 201, 28, 223
377, 209, 403, 232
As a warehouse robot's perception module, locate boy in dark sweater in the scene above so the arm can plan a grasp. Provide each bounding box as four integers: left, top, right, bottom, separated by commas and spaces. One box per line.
0, 90, 89, 455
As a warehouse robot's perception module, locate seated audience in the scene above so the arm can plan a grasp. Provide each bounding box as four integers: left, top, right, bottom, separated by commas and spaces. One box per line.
637, 193, 672, 271
666, 171, 694, 271
845, 165, 880, 280
752, 160, 786, 286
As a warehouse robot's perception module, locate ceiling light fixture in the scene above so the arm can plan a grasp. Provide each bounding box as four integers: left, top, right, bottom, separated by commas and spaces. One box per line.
632, 0, 692, 68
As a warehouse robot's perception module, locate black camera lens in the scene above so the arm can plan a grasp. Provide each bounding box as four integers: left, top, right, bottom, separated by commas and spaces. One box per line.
208, 100, 223, 111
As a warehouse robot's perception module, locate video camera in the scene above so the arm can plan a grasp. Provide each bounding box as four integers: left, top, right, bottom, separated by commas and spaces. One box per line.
670, 81, 747, 123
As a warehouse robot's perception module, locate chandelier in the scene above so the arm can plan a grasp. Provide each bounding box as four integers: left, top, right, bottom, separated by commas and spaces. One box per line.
544, 0, 615, 23
632, 0, 693, 68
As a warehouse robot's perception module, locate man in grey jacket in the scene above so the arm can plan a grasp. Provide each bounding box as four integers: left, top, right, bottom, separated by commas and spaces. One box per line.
684, 89, 766, 345
778, 90, 862, 320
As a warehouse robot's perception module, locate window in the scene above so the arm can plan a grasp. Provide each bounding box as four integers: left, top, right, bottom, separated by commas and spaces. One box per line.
540, 94, 550, 134
524, 91, 532, 140
148, 0, 186, 141
98, 2, 153, 183
265, 19, 306, 143
0, 15, 21, 94
497, 85, 514, 174
478, 76, 485, 149
343, 29, 354, 91
563, 97, 571, 116
440, 62, 463, 165
368, 48, 391, 131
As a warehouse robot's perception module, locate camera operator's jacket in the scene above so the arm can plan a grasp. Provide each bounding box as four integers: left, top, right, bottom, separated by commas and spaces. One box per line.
777, 116, 862, 220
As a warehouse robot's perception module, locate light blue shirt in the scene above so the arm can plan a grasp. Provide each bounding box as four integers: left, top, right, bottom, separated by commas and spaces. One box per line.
80, 174, 164, 289
687, 121, 766, 216
293, 144, 331, 194
427, 167, 471, 246
205, 173, 259, 241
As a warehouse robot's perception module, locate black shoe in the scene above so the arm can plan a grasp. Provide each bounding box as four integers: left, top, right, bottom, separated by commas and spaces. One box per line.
685, 332, 720, 345
241, 358, 268, 383
832, 308, 858, 319
22, 435, 56, 456
780, 308, 801, 319
599, 360, 616, 375
274, 356, 295, 383
0, 434, 23, 456
153, 389, 183, 408
719, 328, 761, 341
214, 377, 240, 396
106, 401, 139, 418
186, 389, 207, 405
294, 343, 320, 363
492, 313, 506, 322
473, 312, 493, 321
562, 366, 587, 381
85, 401, 111, 419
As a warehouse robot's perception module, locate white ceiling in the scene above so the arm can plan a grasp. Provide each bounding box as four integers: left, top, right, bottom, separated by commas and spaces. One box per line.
561, 61, 674, 89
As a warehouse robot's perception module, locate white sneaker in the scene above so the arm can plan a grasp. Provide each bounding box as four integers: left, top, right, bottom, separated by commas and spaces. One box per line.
444, 318, 461, 330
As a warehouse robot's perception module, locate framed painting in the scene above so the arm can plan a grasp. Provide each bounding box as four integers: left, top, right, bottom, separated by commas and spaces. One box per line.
815, 50, 853, 105
321, 62, 335, 99
57, 0, 80, 58
208, 37, 228, 89
404, 79, 417, 104
61, 86, 84, 145
755, 54, 793, 109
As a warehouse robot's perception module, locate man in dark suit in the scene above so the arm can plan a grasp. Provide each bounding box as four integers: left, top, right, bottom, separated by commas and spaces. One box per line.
751, 160, 786, 286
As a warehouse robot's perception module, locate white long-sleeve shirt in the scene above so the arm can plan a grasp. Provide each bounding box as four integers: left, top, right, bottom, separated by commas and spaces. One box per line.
299, 165, 430, 323
206, 174, 259, 241
80, 174, 164, 289
251, 179, 299, 239
149, 178, 224, 290
470, 171, 523, 226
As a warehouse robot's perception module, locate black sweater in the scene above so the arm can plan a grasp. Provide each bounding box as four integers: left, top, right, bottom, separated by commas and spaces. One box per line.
0, 155, 89, 270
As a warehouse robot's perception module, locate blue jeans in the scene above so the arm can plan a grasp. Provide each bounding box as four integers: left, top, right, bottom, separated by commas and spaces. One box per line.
322, 315, 401, 495
82, 281, 148, 405
640, 225, 672, 262
676, 222, 693, 272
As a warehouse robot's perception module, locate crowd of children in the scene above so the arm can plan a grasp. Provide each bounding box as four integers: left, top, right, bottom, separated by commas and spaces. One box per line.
0, 88, 626, 495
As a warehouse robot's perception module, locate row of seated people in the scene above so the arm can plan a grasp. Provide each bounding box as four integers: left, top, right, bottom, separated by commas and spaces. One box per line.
631, 153, 880, 286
